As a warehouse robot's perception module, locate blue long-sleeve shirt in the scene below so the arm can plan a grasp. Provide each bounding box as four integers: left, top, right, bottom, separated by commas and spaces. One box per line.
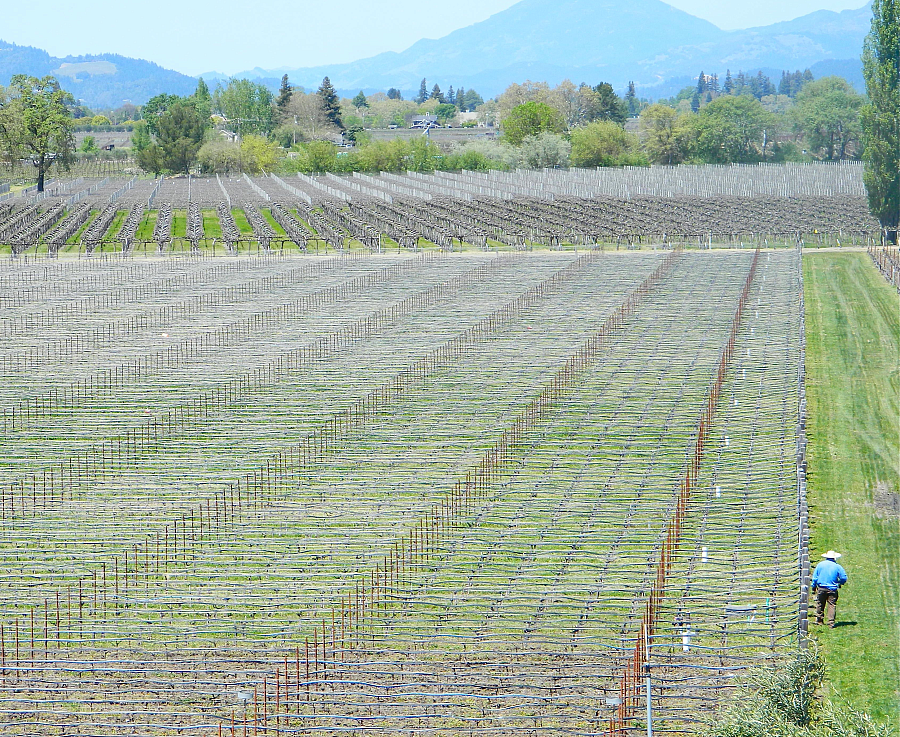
812, 559, 848, 591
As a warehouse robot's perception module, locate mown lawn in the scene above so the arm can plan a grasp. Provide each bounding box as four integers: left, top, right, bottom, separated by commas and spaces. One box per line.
804, 251, 899, 722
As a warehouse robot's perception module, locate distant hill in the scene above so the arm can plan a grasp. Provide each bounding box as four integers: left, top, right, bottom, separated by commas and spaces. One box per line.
0, 41, 197, 108
0, 0, 871, 107
227, 0, 871, 97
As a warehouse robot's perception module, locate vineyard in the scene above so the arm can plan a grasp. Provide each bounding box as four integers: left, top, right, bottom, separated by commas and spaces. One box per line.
0, 163, 882, 256
0, 240, 807, 735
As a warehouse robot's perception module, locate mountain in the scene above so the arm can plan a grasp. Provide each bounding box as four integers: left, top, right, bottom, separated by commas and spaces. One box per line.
0, 0, 871, 108
231, 0, 871, 97
0, 40, 198, 108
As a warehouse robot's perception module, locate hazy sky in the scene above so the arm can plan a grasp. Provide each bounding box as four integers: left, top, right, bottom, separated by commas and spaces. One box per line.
2, 0, 868, 76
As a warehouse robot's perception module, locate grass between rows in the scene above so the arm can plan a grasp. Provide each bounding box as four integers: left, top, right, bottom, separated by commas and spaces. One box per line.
803, 252, 899, 722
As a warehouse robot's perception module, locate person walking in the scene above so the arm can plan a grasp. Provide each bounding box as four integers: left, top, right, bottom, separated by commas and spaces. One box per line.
811, 551, 848, 628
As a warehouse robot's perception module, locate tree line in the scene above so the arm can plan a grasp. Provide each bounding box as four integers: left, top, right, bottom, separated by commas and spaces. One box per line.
0, 0, 894, 233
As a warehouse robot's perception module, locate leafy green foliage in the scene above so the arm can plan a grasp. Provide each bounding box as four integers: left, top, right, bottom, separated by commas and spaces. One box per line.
639, 104, 690, 164
861, 0, 900, 233
792, 77, 864, 160
569, 120, 644, 167
351, 91, 369, 113
501, 101, 565, 145
137, 99, 206, 174
586, 83, 627, 125
214, 78, 274, 136
79, 135, 98, 153
703, 648, 891, 737
0, 74, 75, 191
193, 78, 212, 121
130, 120, 152, 152
141, 93, 181, 136
688, 95, 776, 163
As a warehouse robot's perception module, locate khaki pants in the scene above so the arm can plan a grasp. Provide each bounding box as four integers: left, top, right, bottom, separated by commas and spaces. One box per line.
815, 588, 839, 627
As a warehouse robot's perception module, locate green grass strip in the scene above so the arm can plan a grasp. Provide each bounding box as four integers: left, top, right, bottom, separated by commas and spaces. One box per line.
804, 251, 899, 721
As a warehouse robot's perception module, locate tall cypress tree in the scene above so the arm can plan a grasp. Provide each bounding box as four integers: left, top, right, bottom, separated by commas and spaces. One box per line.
861, 0, 900, 239
625, 81, 638, 116
317, 77, 344, 131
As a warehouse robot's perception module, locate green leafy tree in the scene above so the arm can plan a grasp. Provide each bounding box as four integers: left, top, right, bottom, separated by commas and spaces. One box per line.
304, 140, 339, 173
689, 95, 774, 163
791, 77, 863, 160
137, 99, 206, 174
861, 0, 900, 238
79, 135, 98, 153
351, 91, 369, 116
317, 77, 344, 132
197, 138, 242, 174
501, 101, 565, 145
193, 78, 212, 121
462, 89, 484, 112
130, 120, 152, 152
240, 134, 279, 174
570, 120, 645, 167
434, 103, 457, 124
91, 114, 111, 126
639, 104, 690, 164
512, 132, 570, 169
0, 75, 75, 192
214, 78, 274, 136
586, 82, 627, 124
141, 93, 180, 136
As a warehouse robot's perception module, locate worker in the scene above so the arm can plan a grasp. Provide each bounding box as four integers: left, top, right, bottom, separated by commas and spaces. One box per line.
811, 551, 848, 628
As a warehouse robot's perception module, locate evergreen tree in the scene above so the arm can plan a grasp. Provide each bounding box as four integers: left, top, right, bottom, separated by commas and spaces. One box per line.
193, 77, 212, 120
277, 74, 293, 115
352, 91, 369, 115
591, 82, 627, 124
387, 88, 403, 100
446, 86, 455, 105
416, 79, 428, 104
690, 91, 701, 113
430, 84, 443, 102
735, 71, 746, 93
778, 71, 790, 96
861, 0, 900, 238
802, 69, 815, 86
710, 74, 719, 94
697, 71, 706, 94
455, 86, 466, 110
462, 89, 483, 111
625, 81, 638, 116
317, 77, 344, 131
723, 69, 733, 95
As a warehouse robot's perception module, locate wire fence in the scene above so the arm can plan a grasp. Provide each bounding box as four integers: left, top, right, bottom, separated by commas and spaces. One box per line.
0, 244, 805, 735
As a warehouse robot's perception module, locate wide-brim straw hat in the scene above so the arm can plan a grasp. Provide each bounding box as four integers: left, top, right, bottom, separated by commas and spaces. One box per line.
821, 551, 842, 559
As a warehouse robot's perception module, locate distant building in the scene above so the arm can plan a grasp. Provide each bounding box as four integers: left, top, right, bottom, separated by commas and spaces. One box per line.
457, 111, 484, 127
411, 114, 439, 129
